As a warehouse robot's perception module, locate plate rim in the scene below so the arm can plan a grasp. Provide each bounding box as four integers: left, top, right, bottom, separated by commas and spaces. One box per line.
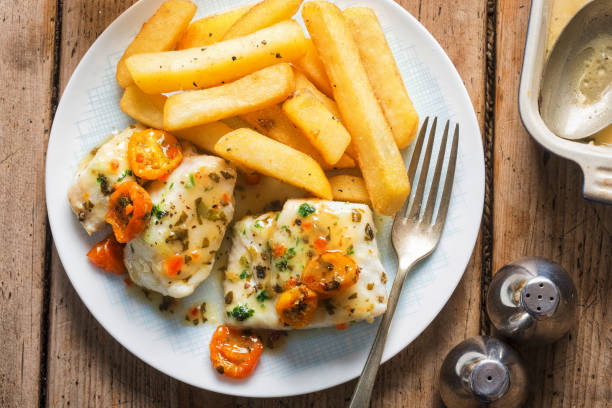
46, 0, 485, 398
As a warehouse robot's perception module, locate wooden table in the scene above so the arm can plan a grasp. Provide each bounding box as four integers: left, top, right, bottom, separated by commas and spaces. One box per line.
1, 0, 610, 406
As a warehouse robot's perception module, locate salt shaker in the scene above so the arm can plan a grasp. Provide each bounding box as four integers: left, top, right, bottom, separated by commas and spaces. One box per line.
486, 257, 577, 346
439, 336, 529, 408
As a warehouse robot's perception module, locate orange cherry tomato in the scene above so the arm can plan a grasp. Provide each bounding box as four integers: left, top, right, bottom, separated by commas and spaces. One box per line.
302, 251, 359, 297
275, 285, 318, 329
105, 181, 152, 243
209, 325, 263, 379
86, 235, 127, 275
128, 128, 183, 180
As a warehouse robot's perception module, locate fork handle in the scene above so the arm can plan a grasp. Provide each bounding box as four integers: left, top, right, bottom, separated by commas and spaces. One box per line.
349, 261, 412, 408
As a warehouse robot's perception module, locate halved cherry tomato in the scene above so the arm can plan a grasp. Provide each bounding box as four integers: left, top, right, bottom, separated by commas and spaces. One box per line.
302, 251, 359, 297
209, 325, 263, 379
275, 285, 318, 328
128, 128, 183, 180
86, 235, 127, 274
105, 181, 152, 243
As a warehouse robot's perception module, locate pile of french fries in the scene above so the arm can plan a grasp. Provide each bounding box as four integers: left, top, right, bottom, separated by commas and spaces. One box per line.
117, 0, 419, 215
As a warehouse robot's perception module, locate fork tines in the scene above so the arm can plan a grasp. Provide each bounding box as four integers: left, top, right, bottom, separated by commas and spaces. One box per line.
397, 116, 459, 230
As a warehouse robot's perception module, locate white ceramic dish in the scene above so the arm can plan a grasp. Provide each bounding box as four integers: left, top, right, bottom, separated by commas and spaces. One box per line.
519, 0, 612, 204
46, 0, 484, 397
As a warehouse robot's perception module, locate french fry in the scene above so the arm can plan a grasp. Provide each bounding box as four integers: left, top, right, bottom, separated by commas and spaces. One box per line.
173, 121, 234, 153
223, 0, 303, 40
214, 128, 332, 199
240, 106, 355, 170
294, 71, 357, 159
119, 85, 167, 129
126, 20, 308, 94
292, 39, 334, 97
293, 70, 359, 160
344, 7, 419, 149
329, 175, 371, 205
116, 0, 197, 88
177, 4, 253, 49
294, 70, 339, 117
282, 89, 351, 165
221, 116, 256, 130
164, 64, 295, 131
173, 122, 261, 184
303, 1, 410, 215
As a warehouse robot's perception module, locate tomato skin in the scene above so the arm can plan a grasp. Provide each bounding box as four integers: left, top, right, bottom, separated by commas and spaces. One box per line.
302, 251, 359, 297
275, 285, 318, 329
209, 325, 263, 379
128, 129, 183, 180
105, 181, 153, 243
87, 236, 127, 274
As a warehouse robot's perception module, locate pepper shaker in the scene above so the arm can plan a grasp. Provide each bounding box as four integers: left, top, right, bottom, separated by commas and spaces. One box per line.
439, 336, 529, 408
486, 257, 577, 346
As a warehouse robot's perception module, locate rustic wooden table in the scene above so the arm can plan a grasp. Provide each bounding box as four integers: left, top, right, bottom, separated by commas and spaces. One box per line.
1, 0, 610, 406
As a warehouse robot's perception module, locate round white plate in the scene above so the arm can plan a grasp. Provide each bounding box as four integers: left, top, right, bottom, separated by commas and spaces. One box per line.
46, 0, 484, 398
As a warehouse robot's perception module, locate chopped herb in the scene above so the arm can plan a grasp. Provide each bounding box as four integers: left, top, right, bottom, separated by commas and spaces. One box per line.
275, 213, 280, 221
201, 237, 209, 248
186, 173, 196, 189
209, 172, 220, 182
130, 243, 134, 253
169, 182, 174, 190
117, 169, 132, 182
220, 170, 234, 179
174, 211, 188, 226
346, 245, 355, 255
256, 290, 272, 302
151, 204, 169, 219
239, 270, 250, 279
275, 258, 288, 271
255, 265, 266, 279
365, 223, 374, 241
254, 220, 263, 229
96, 173, 113, 195
224, 291, 234, 304
297, 203, 316, 218
228, 304, 254, 321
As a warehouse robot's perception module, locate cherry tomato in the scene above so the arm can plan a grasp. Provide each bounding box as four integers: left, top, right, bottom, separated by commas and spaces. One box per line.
105, 181, 152, 243
86, 235, 127, 274
302, 251, 359, 297
209, 325, 263, 379
275, 285, 318, 329
128, 128, 183, 180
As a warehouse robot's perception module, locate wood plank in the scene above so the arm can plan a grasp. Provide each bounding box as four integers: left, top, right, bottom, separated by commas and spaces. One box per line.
45, 0, 487, 406
494, 1, 612, 407
0, 0, 57, 406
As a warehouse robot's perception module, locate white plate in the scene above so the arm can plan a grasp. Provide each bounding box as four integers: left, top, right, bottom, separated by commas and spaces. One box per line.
46, 0, 484, 398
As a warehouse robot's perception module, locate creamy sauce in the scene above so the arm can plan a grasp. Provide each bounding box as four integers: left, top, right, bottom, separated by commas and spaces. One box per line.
575, 34, 612, 105
547, 0, 612, 146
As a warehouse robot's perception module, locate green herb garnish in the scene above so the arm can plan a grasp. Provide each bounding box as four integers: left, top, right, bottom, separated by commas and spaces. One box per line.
186, 173, 196, 189
116, 169, 133, 182
297, 203, 316, 218
256, 290, 272, 302
151, 204, 169, 219
227, 304, 254, 321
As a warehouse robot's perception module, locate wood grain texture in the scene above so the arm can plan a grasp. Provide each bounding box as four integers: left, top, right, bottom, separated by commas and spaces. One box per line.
0, 0, 57, 406
494, 1, 612, 406
44, 0, 486, 407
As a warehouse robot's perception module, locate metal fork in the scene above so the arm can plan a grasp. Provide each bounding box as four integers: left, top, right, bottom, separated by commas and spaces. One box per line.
349, 117, 459, 408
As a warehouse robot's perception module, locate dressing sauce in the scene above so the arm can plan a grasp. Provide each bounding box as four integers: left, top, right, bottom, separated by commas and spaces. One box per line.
547, 0, 612, 146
